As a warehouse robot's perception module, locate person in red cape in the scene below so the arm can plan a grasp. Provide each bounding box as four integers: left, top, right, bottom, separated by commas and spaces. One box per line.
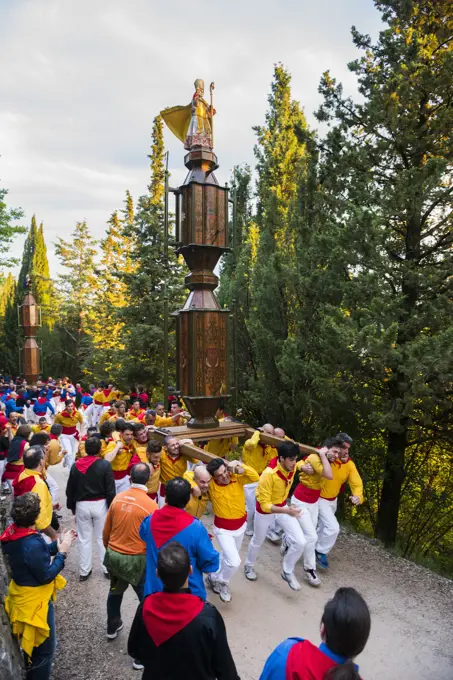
128, 541, 239, 680
259, 587, 371, 680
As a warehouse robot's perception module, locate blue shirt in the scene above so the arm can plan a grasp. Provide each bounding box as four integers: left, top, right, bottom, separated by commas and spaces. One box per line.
140, 505, 219, 600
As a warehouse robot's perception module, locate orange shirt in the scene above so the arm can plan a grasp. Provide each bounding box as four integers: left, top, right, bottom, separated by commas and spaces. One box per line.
102, 485, 157, 555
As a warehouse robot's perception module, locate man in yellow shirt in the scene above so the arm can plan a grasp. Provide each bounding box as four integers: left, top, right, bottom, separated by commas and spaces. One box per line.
145, 440, 162, 501
205, 457, 259, 603
31, 417, 51, 435
54, 400, 83, 468
184, 465, 211, 519
109, 401, 127, 423
13, 445, 57, 540
315, 433, 363, 569
204, 416, 239, 458
133, 422, 148, 462
244, 442, 305, 591
92, 384, 107, 426
158, 436, 197, 507
127, 399, 146, 423
102, 423, 140, 494
283, 437, 338, 587
242, 424, 278, 535
99, 402, 117, 425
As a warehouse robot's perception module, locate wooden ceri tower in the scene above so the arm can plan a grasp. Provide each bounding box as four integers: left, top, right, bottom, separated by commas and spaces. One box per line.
18, 278, 41, 383
176, 147, 230, 428
161, 78, 230, 428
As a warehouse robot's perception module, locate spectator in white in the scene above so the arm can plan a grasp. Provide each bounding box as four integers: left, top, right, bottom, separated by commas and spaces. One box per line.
66, 436, 116, 581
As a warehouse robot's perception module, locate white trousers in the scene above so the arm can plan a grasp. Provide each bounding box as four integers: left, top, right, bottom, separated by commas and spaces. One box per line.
316, 498, 339, 555
245, 511, 305, 574
114, 476, 130, 494
25, 406, 38, 423
213, 523, 246, 584
92, 404, 104, 426
244, 482, 258, 531
291, 496, 319, 570
75, 499, 108, 576
45, 472, 59, 504
61, 434, 78, 469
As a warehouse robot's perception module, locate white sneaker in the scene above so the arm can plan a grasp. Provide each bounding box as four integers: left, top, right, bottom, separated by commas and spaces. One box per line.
133, 660, 144, 670
245, 528, 254, 536
219, 582, 232, 603
280, 535, 289, 557
206, 573, 221, 594
266, 530, 281, 544
304, 569, 321, 587
281, 570, 301, 591
244, 565, 257, 581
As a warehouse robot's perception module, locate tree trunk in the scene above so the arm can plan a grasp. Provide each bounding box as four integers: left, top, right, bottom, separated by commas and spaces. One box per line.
375, 429, 407, 546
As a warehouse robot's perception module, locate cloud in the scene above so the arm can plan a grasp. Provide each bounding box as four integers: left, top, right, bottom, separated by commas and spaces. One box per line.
0, 0, 383, 274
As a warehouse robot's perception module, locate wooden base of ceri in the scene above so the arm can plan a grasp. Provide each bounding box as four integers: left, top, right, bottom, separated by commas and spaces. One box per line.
152, 421, 319, 465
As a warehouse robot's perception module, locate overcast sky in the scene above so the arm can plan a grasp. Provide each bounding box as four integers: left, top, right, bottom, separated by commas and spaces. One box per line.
0, 0, 383, 276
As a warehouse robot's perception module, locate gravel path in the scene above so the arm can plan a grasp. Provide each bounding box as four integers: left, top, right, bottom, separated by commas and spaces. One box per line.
50, 463, 453, 680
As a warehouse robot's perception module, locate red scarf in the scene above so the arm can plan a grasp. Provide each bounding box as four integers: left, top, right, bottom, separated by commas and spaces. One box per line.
0, 523, 38, 543
150, 505, 194, 548
142, 591, 204, 646
75, 456, 99, 474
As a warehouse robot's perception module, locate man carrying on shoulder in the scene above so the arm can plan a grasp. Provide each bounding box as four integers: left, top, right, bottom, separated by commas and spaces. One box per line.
101, 422, 140, 493
184, 464, 211, 519
315, 433, 363, 569
244, 441, 306, 592
205, 457, 259, 603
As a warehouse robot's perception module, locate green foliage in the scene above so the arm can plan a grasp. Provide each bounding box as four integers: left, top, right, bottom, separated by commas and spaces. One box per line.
0, 187, 25, 264
53, 221, 98, 379
0, 273, 18, 374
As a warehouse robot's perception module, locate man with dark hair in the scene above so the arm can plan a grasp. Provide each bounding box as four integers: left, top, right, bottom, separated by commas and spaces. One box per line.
158, 436, 197, 507
145, 440, 162, 500
54, 399, 83, 468
133, 422, 149, 462
32, 416, 51, 434
13, 446, 57, 540
2, 423, 31, 490
205, 457, 259, 603
315, 433, 363, 569
103, 463, 158, 655
127, 399, 146, 422
128, 542, 239, 680
244, 442, 307, 591
66, 436, 116, 582
140, 477, 219, 601
77, 426, 98, 458
102, 423, 140, 493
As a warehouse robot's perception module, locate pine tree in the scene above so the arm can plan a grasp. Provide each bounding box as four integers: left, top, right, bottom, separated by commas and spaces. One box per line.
117, 116, 184, 394
309, 0, 453, 546
54, 221, 98, 378
17, 215, 36, 292
17, 216, 55, 326
248, 65, 310, 425
0, 273, 18, 375
84, 207, 135, 381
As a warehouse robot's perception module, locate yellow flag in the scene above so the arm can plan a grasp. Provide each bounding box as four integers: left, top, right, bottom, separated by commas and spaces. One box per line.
160, 104, 192, 143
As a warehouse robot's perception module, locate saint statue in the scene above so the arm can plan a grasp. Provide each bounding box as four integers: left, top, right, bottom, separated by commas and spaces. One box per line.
161, 79, 216, 151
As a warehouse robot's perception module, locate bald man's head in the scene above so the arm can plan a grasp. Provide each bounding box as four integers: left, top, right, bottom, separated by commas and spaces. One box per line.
193, 465, 211, 494
262, 423, 275, 435
274, 428, 286, 438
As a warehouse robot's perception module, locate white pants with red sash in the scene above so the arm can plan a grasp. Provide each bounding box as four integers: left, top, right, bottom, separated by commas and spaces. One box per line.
316, 497, 339, 555
212, 518, 247, 584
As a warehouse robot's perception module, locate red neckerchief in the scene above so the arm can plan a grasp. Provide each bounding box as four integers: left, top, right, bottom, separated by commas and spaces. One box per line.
60, 410, 75, 419
276, 464, 295, 485
50, 433, 58, 440
75, 456, 99, 474
142, 591, 204, 647
150, 505, 194, 548
0, 523, 38, 543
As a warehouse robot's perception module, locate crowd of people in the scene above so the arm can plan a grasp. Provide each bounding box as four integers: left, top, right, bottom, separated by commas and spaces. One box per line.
0, 376, 370, 680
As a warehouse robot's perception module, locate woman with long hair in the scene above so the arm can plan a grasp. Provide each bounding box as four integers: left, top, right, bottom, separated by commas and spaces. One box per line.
260, 587, 371, 679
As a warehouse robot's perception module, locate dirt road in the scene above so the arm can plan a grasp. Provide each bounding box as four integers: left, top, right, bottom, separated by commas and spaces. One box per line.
50, 463, 453, 680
